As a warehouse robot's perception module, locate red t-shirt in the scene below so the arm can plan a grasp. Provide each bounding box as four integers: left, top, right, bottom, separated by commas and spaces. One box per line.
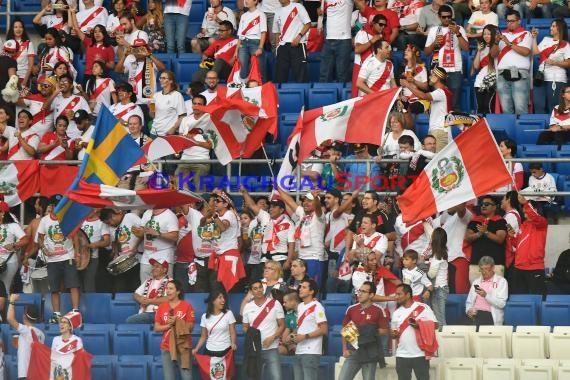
203, 37, 238, 64
361, 7, 400, 42
83, 39, 115, 75
342, 302, 388, 329
40, 132, 74, 160
155, 301, 195, 351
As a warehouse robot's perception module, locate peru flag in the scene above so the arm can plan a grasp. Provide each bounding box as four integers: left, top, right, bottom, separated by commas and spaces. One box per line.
67, 180, 202, 209
297, 87, 401, 164
39, 165, 80, 197
195, 350, 235, 380
0, 160, 40, 206
398, 119, 512, 224
27, 342, 92, 380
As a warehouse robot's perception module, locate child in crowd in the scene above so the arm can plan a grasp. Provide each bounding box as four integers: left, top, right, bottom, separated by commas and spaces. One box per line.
427, 227, 449, 326
522, 162, 559, 223
401, 249, 433, 302
279, 290, 300, 355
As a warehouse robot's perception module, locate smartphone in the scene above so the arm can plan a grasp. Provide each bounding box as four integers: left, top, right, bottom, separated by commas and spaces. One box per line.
474, 284, 481, 290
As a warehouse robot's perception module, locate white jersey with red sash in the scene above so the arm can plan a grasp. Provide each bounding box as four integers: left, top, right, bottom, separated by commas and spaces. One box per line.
176, 212, 195, 263
238, 10, 267, 40
395, 215, 429, 256
401, 64, 427, 101
426, 25, 466, 73
50, 334, 85, 377
497, 28, 531, 71
399, 0, 424, 27
325, 210, 351, 254
273, 2, 311, 45
242, 298, 285, 350
352, 27, 376, 97
1, 126, 39, 160
392, 301, 437, 357
474, 46, 492, 88
537, 37, 570, 82
259, 210, 294, 262
13, 39, 35, 80
550, 105, 570, 127
358, 56, 394, 96
51, 94, 90, 139
211, 38, 239, 62
76, 6, 109, 33
88, 77, 115, 114
109, 102, 145, 125
40, 14, 70, 33
295, 299, 327, 355
351, 231, 388, 256
19, 93, 53, 138
40, 46, 74, 78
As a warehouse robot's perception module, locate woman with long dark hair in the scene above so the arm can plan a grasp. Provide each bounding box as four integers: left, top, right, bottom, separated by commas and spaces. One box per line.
33, 0, 70, 35
154, 280, 195, 380
473, 24, 498, 114
532, 19, 570, 114
537, 84, 570, 146
84, 60, 117, 114
69, 20, 115, 79
501, 190, 522, 281
6, 19, 35, 86
427, 227, 449, 326
497, 138, 524, 191
0, 200, 28, 293
397, 44, 429, 115
38, 27, 74, 78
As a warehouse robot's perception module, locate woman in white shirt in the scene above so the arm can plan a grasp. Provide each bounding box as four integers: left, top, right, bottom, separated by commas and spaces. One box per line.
427, 227, 449, 326
398, 44, 429, 114
381, 112, 421, 157
235, 0, 267, 82
531, 19, 570, 114
0, 202, 28, 295
150, 70, 187, 136
473, 24, 498, 114
465, 0, 498, 39
192, 289, 237, 358
537, 84, 570, 146
6, 20, 35, 87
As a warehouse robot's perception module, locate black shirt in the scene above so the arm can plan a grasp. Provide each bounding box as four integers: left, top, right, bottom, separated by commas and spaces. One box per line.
468, 218, 507, 266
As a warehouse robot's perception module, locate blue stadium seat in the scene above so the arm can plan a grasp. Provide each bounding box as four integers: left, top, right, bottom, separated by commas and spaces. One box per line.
414, 113, 430, 140
308, 88, 339, 109
43, 329, 61, 347
541, 302, 570, 327
91, 355, 117, 379
341, 88, 352, 101
184, 293, 208, 320
323, 293, 353, 303
177, 53, 202, 60
515, 119, 547, 144
43, 293, 72, 321
564, 178, 570, 212
190, 0, 207, 23
174, 59, 202, 83
187, 22, 203, 39
460, 80, 473, 113
150, 361, 164, 380
77, 330, 111, 355
519, 146, 554, 172
312, 82, 344, 98
446, 294, 468, 325
82, 323, 114, 332
117, 358, 150, 380
280, 83, 311, 94
546, 295, 570, 302
322, 301, 347, 326
113, 330, 146, 355
263, 143, 282, 159
278, 113, 299, 147
228, 293, 245, 319
13, 293, 42, 322
485, 114, 516, 141
308, 52, 321, 83
555, 151, 570, 175
327, 329, 343, 357
110, 300, 139, 324
153, 53, 176, 71
504, 301, 538, 326
278, 89, 305, 114
117, 324, 152, 331
114, 293, 134, 300
508, 294, 543, 308
79, 293, 112, 323
146, 330, 164, 356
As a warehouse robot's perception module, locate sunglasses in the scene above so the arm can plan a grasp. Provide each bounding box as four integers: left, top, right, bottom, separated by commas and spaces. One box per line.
376, 23, 387, 27
506, 19, 518, 23
440, 15, 453, 19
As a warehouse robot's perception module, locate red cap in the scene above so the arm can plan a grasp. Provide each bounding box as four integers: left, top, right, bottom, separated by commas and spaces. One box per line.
62, 311, 82, 330
149, 258, 168, 269
132, 38, 148, 48
0, 202, 9, 213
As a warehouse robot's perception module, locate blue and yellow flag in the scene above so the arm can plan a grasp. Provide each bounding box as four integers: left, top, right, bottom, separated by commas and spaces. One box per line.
55, 106, 145, 236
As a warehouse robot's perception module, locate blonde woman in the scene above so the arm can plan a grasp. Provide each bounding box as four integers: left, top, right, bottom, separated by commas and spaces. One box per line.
139, 0, 166, 53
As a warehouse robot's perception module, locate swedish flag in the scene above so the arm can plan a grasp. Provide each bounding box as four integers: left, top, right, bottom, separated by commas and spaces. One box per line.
55, 106, 144, 236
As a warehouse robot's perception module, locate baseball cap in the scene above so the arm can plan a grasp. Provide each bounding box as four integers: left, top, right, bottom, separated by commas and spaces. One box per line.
352, 143, 367, 153
132, 38, 148, 48
73, 110, 90, 123
149, 258, 168, 269
3, 39, 19, 54
329, 142, 344, 152
301, 193, 315, 201
270, 200, 285, 209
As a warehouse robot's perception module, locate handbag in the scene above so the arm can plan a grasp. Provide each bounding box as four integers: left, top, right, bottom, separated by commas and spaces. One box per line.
0, 251, 16, 274
534, 70, 545, 86
478, 71, 497, 92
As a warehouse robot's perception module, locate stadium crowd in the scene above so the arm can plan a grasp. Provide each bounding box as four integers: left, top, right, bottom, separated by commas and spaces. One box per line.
0, 0, 570, 379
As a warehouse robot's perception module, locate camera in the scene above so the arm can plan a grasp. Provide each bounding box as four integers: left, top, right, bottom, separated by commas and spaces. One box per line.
474, 284, 481, 290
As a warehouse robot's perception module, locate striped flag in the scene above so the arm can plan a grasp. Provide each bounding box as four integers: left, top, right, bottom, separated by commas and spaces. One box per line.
398, 119, 512, 224
0, 160, 40, 206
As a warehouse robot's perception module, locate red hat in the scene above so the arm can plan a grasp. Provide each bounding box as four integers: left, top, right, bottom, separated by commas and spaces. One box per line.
132, 38, 148, 48
61, 311, 82, 331
149, 258, 168, 269
3, 40, 19, 54
0, 202, 9, 213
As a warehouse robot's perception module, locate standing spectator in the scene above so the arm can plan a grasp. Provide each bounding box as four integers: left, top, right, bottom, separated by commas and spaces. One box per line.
0, 201, 27, 292
416, 0, 447, 47
397, 43, 429, 114
236, 0, 267, 82
34, 1, 71, 36
150, 70, 187, 137
5, 20, 35, 87
501, 190, 522, 281
192, 21, 238, 84
464, 256, 508, 325
107, 0, 127, 37
352, 14, 385, 97
242, 279, 285, 379
338, 281, 387, 380
273, 0, 311, 84
465, 0, 497, 40
391, 283, 438, 380
200, 70, 228, 104
381, 112, 421, 157
84, 60, 117, 114
537, 84, 570, 146
71, 0, 108, 34
319, 0, 353, 83
465, 195, 507, 283
354, 0, 400, 45
401, 67, 452, 152
37, 28, 74, 79
496, 0, 527, 19
401, 249, 433, 302
279, 290, 300, 355
0, 41, 17, 110
7, 293, 45, 379
140, 0, 167, 53
342, 144, 382, 191
191, 0, 236, 53
424, 4, 468, 112
0, 109, 40, 160
288, 259, 309, 290
49, 312, 87, 376
396, 0, 425, 49
36, 195, 81, 323
68, 21, 115, 80
293, 279, 328, 380
427, 227, 449, 327
531, 19, 570, 115
497, 138, 524, 191
127, 258, 170, 323
154, 279, 195, 380
46, 73, 90, 139
164, 0, 191, 53
78, 209, 110, 293
356, 40, 396, 96
118, 12, 149, 47
473, 24, 498, 114
491, 10, 531, 115
108, 82, 145, 126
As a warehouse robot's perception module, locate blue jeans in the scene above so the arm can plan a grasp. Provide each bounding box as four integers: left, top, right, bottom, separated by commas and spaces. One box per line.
261, 348, 282, 380
496, 3, 528, 19
126, 311, 155, 324
319, 39, 352, 83
432, 286, 449, 327
174, 262, 191, 293
165, 13, 189, 54
304, 259, 323, 285
338, 354, 377, 380
446, 71, 463, 111
534, 81, 565, 114
161, 350, 192, 380
293, 354, 320, 380
238, 38, 264, 81
496, 72, 530, 115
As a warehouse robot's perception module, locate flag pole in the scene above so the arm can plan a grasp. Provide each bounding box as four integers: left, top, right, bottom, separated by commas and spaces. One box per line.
260, 143, 276, 178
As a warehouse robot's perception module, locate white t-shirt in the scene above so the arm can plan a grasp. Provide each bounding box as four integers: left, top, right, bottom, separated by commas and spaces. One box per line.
202, 7, 237, 37
200, 89, 220, 104
399, 0, 424, 28
258, 210, 295, 258
125, 29, 149, 45
114, 212, 142, 255
392, 301, 436, 357
135, 276, 170, 312
428, 88, 448, 132
87, 77, 115, 115
187, 208, 209, 258
295, 206, 326, 261
351, 232, 388, 256
428, 257, 448, 288
402, 266, 431, 296
75, 6, 109, 33
151, 90, 187, 136
272, 3, 311, 45
354, 29, 374, 65
425, 25, 466, 73
394, 216, 430, 256
13, 39, 35, 80
80, 218, 110, 259
324, 0, 353, 40
242, 298, 285, 350
497, 30, 532, 71
20, 95, 54, 138
238, 9, 268, 40
2, 126, 40, 160
260, 0, 282, 14
296, 300, 327, 355
434, 209, 472, 261
36, 215, 74, 262
0, 222, 25, 259
179, 115, 212, 161
164, 0, 192, 16
382, 130, 421, 157
358, 56, 394, 95
200, 311, 236, 352
325, 210, 352, 254
537, 37, 570, 82
140, 209, 179, 264
466, 11, 498, 34
216, 210, 239, 254
17, 324, 45, 378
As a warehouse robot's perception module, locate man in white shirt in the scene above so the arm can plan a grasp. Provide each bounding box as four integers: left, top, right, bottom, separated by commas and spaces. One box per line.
0, 109, 40, 160
242, 279, 285, 379
200, 70, 227, 104
127, 258, 170, 323
391, 283, 437, 380
319, 0, 354, 83
293, 279, 328, 380
490, 9, 531, 115
117, 12, 149, 48
73, 0, 108, 33
272, 0, 311, 83
72, 110, 93, 161
424, 4, 469, 111
356, 39, 396, 96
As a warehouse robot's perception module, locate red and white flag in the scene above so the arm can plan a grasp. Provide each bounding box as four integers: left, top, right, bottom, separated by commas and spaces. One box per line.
297, 87, 401, 163
398, 119, 512, 224
270, 114, 302, 200
132, 135, 197, 166
67, 180, 203, 209
39, 165, 80, 197
227, 56, 262, 87
27, 342, 92, 380
0, 160, 40, 206
195, 350, 235, 380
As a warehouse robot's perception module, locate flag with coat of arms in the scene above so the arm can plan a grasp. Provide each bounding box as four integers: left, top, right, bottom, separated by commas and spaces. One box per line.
195, 350, 235, 380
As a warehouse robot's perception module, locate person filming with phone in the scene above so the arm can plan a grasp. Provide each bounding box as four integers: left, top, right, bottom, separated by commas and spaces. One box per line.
464, 256, 508, 326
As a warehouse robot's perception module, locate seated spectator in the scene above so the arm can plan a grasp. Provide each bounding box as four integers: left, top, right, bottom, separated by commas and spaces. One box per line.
537, 83, 570, 147
549, 245, 570, 294
381, 112, 421, 158
522, 162, 558, 222
191, 0, 236, 53
396, 44, 429, 115
465, 0, 498, 40
497, 138, 524, 191
107, 0, 127, 38
0, 110, 40, 160
84, 60, 117, 114
108, 82, 145, 126
192, 21, 238, 84
496, 0, 527, 20
464, 256, 508, 326
127, 258, 170, 323
38, 115, 74, 160
200, 70, 227, 104
473, 24, 498, 114
342, 144, 382, 191
354, 0, 400, 46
